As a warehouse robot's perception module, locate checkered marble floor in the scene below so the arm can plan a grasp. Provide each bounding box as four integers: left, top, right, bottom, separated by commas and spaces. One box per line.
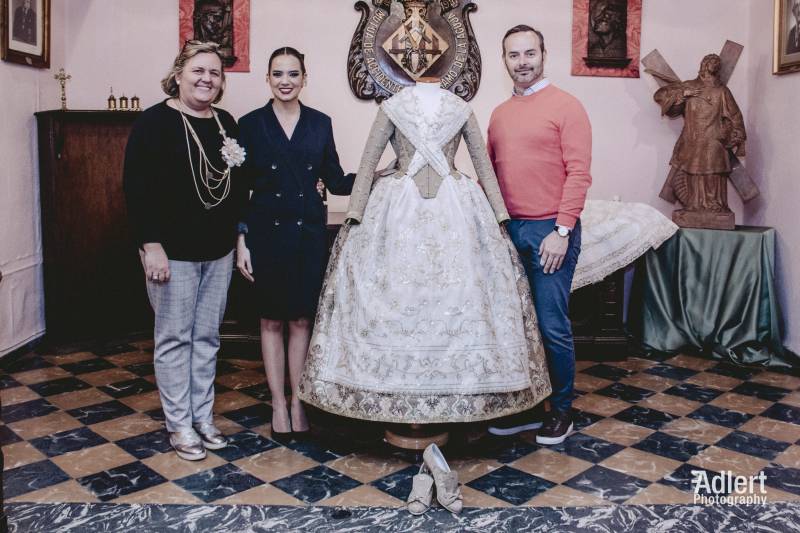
3, 339, 800, 511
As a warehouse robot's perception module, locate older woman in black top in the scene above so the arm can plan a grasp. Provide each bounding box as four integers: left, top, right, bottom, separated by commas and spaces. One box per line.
123, 41, 246, 461
236, 47, 354, 440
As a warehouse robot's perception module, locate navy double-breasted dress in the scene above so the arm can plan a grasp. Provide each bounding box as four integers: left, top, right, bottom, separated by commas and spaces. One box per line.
238, 101, 355, 320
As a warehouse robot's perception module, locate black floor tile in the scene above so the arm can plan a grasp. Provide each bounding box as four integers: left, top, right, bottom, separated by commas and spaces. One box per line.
731, 382, 790, 403
467, 465, 556, 505
78, 461, 167, 501
1, 355, 52, 373
210, 430, 278, 462
123, 362, 155, 377
283, 438, 344, 463
595, 382, 655, 403
613, 405, 679, 430
0, 374, 22, 389
716, 431, 790, 461
66, 400, 136, 425
687, 405, 752, 429
114, 429, 173, 459
659, 463, 722, 494
548, 432, 624, 464
0, 424, 22, 446
28, 377, 92, 397
762, 463, 800, 496
370, 464, 419, 501
572, 409, 604, 431
581, 364, 632, 382
563, 465, 650, 503
89, 342, 137, 357
220, 403, 271, 428
708, 362, 759, 381
761, 403, 800, 425
60, 358, 115, 375
29, 427, 108, 457
174, 463, 265, 503
1, 398, 59, 424
663, 383, 724, 403
632, 431, 708, 462
98, 378, 158, 399
237, 383, 272, 402
644, 364, 698, 382
271, 465, 362, 504
3, 459, 70, 498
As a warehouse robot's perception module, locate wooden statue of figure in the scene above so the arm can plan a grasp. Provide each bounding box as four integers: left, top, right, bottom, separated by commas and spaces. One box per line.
653, 53, 746, 230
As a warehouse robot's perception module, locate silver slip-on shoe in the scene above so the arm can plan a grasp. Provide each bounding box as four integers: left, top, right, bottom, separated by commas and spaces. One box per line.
170, 429, 206, 461
194, 422, 228, 450
406, 464, 435, 515
422, 444, 463, 514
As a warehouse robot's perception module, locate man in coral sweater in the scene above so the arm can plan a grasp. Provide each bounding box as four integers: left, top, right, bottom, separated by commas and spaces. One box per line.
487, 25, 592, 445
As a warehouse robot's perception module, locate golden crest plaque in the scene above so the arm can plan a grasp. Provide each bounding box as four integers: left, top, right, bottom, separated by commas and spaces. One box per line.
347, 0, 482, 102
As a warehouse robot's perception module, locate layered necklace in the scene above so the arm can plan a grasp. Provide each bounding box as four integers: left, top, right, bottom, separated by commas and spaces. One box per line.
176, 98, 246, 210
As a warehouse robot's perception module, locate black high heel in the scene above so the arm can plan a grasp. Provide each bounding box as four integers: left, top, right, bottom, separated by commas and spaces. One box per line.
270, 430, 294, 445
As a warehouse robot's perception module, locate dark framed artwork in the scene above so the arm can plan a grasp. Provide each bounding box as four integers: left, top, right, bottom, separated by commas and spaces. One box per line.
1, 0, 50, 68
571, 0, 641, 78
179, 0, 250, 72
774, 0, 800, 74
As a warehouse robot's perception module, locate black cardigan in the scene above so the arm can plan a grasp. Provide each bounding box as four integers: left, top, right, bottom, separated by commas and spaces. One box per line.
123, 100, 247, 261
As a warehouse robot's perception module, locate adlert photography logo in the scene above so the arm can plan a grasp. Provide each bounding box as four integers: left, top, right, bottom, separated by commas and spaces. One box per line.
691, 470, 768, 505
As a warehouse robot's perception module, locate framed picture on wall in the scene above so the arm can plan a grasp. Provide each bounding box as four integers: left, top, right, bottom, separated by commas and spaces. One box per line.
571, 0, 642, 78
1, 0, 50, 68
774, 0, 800, 74
179, 0, 250, 72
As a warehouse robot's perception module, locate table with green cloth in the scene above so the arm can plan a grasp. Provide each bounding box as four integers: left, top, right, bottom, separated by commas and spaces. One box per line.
635, 225, 795, 369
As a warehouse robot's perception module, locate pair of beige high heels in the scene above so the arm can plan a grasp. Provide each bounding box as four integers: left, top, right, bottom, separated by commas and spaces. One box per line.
407, 444, 463, 515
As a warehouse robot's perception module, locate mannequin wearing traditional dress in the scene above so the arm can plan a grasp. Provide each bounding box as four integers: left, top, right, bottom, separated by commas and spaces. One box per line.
298, 82, 552, 423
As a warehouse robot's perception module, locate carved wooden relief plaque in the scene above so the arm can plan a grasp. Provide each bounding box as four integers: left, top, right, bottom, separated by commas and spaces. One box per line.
347, 0, 482, 102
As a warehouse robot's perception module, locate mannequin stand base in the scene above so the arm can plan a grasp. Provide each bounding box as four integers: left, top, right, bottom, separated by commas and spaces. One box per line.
385, 424, 449, 450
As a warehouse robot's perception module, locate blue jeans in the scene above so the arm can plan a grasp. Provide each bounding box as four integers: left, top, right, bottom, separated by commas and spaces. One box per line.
506, 219, 581, 414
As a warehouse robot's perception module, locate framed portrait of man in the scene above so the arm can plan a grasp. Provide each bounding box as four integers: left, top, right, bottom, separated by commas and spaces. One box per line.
774, 0, 800, 74
1, 0, 50, 68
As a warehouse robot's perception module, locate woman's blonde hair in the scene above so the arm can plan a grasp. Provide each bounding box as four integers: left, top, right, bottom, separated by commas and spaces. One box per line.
161, 41, 226, 103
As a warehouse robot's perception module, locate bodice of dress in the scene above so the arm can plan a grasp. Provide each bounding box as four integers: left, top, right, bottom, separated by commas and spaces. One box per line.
345, 84, 509, 223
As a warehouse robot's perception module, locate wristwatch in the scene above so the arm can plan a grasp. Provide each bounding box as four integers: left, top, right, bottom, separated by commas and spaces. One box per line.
554, 225, 571, 237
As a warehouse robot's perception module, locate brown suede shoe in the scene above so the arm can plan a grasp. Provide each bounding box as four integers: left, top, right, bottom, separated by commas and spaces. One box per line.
535, 411, 574, 445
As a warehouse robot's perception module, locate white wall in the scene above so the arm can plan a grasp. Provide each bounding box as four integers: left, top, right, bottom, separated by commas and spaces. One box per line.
0, 1, 65, 355
2, 0, 796, 354
745, 2, 800, 354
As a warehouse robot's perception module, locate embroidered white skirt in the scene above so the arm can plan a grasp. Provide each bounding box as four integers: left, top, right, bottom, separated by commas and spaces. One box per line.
299, 174, 551, 423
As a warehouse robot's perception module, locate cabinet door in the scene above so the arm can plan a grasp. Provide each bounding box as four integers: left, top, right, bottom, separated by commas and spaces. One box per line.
39, 113, 151, 341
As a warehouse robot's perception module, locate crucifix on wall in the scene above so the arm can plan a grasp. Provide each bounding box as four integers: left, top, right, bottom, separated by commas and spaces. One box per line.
642, 41, 759, 230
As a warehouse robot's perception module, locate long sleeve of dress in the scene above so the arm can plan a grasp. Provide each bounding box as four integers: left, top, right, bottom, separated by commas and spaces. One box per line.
344, 108, 394, 222
462, 113, 509, 223
320, 118, 356, 195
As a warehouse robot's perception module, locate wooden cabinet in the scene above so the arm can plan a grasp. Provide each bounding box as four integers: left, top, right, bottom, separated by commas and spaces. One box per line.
36, 111, 151, 342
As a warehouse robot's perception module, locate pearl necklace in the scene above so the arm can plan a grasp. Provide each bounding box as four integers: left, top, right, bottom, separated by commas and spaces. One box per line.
176, 99, 232, 210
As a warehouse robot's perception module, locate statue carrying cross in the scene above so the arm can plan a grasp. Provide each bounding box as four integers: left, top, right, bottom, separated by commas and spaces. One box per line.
53, 68, 72, 111
642, 41, 759, 230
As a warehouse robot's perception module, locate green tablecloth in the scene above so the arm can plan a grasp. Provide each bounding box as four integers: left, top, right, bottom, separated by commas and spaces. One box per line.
638, 226, 795, 369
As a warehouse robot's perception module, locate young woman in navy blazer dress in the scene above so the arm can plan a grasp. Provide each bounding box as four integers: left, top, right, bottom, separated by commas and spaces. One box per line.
236, 48, 354, 439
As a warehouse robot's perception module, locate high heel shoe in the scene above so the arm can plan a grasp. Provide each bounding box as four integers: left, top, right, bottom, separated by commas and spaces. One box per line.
406, 464, 434, 515
289, 406, 310, 440
271, 407, 293, 445
422, 443, 463, 514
